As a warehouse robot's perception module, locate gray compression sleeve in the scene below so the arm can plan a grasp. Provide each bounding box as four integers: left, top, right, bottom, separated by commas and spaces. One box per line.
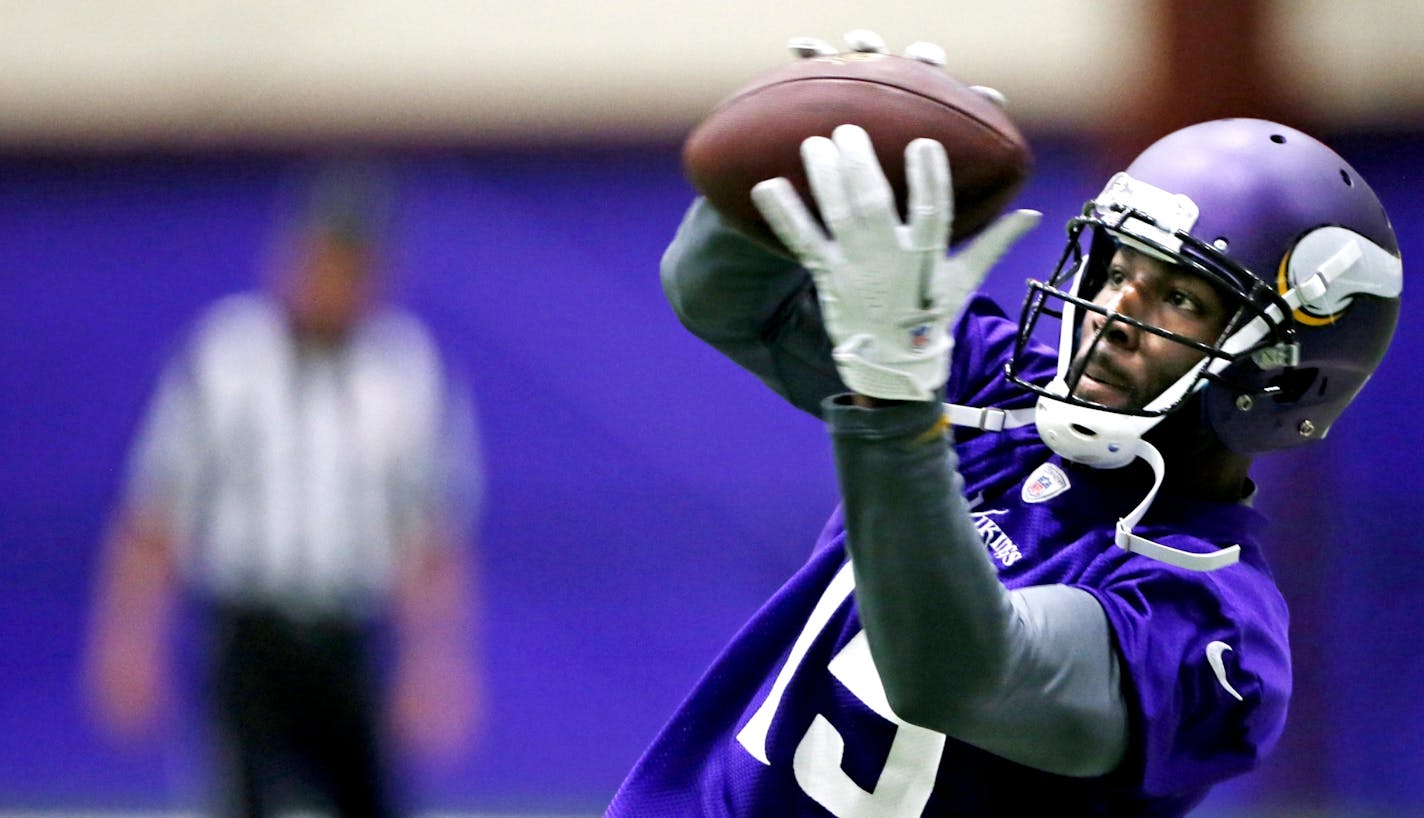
660, 198, 844, 417
826, 397, 1129, 777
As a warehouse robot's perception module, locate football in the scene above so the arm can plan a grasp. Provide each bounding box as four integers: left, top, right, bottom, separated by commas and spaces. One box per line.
682, 50, 1033, 253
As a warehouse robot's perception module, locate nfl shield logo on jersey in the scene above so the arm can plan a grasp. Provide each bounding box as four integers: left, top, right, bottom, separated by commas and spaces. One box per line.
1022, 462, 1071, 504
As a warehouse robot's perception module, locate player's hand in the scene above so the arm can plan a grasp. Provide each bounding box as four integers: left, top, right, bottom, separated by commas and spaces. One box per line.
751, 123, 1039, 402
787, 31, 1010, 110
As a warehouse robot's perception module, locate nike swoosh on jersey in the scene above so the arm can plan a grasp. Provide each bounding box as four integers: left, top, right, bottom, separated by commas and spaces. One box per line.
1205, 641, 1243, 701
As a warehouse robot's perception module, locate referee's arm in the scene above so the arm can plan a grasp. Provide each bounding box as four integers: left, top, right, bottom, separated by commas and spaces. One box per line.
387, 377, 484, 758
83, 357, 202, 742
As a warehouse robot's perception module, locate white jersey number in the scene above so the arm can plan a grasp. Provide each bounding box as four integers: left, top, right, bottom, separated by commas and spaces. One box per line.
736, 562, 945, 817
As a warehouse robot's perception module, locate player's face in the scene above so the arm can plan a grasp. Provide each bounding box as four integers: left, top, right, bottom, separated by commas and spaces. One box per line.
1069, 246, 1232, 410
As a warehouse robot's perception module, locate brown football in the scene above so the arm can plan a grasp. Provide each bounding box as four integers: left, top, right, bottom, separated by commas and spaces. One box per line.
682, 51, 1033, 254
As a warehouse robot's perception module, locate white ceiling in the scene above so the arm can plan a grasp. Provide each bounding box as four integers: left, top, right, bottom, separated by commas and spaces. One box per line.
0, 0, 1418, 147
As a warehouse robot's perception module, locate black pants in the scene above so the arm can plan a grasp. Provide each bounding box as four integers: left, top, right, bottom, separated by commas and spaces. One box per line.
209, 604, 398, 818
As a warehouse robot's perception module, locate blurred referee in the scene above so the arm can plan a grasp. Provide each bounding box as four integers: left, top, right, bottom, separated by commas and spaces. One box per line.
84, 163, 483, 818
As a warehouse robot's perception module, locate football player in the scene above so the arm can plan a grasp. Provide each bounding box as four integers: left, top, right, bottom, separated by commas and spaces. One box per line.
608, 34, 1403, 818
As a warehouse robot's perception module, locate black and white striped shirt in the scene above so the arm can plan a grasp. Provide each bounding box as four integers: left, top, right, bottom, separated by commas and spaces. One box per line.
126, 293, 479, 619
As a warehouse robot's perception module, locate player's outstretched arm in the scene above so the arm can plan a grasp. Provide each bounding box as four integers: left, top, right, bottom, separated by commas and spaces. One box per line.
828, 399, 1128, 776
661, 198, 846, 416
755, 123, 1126, 776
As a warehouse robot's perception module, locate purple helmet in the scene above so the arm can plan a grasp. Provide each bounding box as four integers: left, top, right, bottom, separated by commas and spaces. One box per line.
1010, 119, 1403, 461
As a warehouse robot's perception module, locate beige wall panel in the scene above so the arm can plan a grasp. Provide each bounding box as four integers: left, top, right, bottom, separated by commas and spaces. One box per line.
0, 0, 1417, 146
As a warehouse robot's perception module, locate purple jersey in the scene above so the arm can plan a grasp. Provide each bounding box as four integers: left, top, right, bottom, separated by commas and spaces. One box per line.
610, 296, 1291, 817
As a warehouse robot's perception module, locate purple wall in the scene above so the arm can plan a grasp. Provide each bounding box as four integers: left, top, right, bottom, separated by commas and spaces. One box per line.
0, 136, 1420, 815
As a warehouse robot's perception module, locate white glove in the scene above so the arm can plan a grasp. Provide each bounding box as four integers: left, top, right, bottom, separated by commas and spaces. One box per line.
787, 32, 1009, 110
751, 124, 1040, 402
